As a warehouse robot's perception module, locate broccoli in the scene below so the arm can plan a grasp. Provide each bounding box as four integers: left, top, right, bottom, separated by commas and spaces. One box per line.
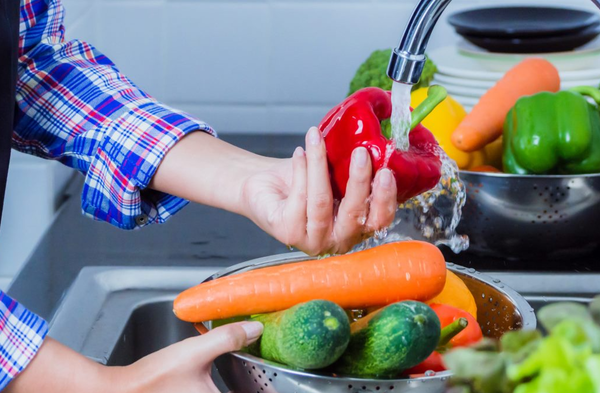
348, 49, 438, 96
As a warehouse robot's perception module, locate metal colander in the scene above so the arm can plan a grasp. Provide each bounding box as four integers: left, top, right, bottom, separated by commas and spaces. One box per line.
458, 171, 600, 260
196, 252, 536, 393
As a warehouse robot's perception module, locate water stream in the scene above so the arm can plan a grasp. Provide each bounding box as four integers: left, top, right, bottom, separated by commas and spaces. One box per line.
390, 82, 412, 151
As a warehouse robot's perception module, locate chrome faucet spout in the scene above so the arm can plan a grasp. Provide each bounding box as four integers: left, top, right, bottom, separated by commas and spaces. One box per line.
387, 0, 452, 85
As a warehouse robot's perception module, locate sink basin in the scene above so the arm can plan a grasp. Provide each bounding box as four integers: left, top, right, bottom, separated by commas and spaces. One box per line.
49, 266, 600, 393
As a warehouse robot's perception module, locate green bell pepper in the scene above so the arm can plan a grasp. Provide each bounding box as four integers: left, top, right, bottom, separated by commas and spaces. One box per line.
503, 86, 600, 175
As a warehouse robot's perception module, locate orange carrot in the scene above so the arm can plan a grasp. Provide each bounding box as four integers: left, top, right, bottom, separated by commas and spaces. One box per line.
173, 241, 447, 322
452, 58, 560, 152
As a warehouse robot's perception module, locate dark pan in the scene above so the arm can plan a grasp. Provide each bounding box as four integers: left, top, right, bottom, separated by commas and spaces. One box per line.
449, 7, 600, 39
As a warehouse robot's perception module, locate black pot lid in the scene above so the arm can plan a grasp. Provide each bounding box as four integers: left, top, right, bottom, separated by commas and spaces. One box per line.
462, 23, 600, 54
449, 6, 600, 38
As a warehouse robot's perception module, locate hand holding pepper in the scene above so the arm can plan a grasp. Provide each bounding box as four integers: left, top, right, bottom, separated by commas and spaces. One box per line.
319, 87, 445, 203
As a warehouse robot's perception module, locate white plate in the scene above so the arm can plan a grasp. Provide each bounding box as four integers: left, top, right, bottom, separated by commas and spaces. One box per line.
433, 73, 600, 91
448, 94, 480, 107
433, 74, 496, 89
456, 39, 600, 73
442, 83, 486, 98
429, 45, 600, 81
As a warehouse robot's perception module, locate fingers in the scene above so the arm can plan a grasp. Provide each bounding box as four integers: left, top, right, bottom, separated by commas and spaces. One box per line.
192, 321, 263, 363
282, 146, 308, 246
334, 147, 373, 252
365, 168, 398, 233
305, 127, 334, 254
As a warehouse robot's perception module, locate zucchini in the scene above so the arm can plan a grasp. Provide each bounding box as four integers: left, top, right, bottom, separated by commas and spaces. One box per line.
333, 301, 441, 378
248, 300, 351, 370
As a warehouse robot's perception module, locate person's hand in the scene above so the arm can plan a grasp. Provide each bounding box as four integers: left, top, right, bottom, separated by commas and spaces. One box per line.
119, 321, 263, 393
241, 127, 398, 255
150, 128, 397, 256
7, 321, 263, 393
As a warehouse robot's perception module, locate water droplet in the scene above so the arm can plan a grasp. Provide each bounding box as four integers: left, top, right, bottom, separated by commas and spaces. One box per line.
425, 370, 436, 376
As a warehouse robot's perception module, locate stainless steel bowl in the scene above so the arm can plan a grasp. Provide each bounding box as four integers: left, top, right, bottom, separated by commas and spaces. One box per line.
458, 171, 600, 260
197, 252, 536, 393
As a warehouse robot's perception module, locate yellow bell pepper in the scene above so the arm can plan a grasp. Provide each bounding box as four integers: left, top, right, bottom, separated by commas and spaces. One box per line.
427, 270, 478, 320
411, 88, 501, 170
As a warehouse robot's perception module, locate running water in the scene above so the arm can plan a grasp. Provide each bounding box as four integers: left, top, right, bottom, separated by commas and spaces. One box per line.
355, 83, 470, 254
395, 147, 469, 253
390, 82, 412, 151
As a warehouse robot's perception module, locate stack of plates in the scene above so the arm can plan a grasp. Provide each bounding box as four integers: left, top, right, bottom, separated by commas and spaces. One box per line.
448, 7, 600, 54
429, 42, 600, 112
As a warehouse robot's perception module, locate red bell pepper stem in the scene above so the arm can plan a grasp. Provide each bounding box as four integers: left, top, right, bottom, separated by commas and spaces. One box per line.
410, 85, 448, 131
437, 317, 468, 350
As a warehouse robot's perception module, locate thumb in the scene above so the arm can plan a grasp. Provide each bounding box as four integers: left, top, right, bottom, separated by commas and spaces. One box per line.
196, 321, 264, 362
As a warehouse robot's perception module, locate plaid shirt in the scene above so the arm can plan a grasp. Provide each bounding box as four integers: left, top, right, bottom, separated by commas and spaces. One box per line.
16, 0, 215, 229
0, 291, 47, 390
0, 0, 216, 388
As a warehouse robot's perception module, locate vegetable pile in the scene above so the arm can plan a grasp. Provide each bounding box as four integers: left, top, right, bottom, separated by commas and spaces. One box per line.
445, 297, 600, 393
174, 241, 487, 378
446, 57, 600, 175
350, 50, 600, 175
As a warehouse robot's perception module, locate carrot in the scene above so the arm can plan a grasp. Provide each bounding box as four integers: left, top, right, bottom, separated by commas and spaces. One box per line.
452, 58, 560, 152
173, 241, 447, 323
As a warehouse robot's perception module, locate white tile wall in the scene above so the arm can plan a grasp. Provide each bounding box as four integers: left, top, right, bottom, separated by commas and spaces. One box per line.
62, 0, 600, 134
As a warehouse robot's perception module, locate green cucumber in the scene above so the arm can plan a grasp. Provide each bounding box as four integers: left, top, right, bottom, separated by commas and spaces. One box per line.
248, 300, 351, 370
333, 301, 441, 378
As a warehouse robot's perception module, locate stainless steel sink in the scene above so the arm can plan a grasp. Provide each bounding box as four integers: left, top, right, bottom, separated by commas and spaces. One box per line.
49, 266, 600, 392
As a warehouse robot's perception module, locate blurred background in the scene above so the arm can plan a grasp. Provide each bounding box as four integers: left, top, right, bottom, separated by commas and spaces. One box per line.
2, 0, 598, 289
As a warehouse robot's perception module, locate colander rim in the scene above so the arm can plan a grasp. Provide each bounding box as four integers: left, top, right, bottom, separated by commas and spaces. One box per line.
460, 170, 600, 179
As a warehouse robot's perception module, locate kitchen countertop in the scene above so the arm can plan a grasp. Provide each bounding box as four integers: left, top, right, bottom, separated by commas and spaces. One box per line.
8, 134, 600, 323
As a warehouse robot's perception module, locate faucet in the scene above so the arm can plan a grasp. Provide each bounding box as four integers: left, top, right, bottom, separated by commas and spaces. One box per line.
388, 0, 600, 85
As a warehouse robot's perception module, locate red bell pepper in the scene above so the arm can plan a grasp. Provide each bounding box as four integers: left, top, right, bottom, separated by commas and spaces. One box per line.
405, 351, 446, 375
318, 86, 445, 203
430, 303, 483, 348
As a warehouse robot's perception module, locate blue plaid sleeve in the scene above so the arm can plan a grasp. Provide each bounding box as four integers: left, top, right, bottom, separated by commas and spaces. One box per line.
0, 291, 48, 391
15, 0, 215, 229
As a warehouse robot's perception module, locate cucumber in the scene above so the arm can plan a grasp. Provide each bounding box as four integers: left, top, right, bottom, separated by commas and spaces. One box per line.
248, 300, 351, 370
333, 301, 441, 378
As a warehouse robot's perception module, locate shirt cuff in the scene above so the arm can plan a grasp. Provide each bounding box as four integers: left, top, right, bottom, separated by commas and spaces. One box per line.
82, 100, 215, 230
0, 292, 48, 391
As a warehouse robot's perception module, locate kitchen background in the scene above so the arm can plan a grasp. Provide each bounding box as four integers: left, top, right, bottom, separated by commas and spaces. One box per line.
2, 0, 598, 290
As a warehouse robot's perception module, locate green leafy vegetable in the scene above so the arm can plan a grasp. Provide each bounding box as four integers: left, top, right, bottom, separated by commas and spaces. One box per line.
445, 301, 600, 393
537, 302, 591, 331
590, 295, 600, 326
347, 49, 437, 96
